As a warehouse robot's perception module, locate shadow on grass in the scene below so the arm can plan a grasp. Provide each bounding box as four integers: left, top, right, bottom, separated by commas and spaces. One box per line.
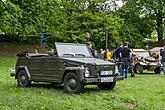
30, 83, 102, 93
28, 83, 65, 93
139, 72, 155, 75
135, 70, 158, 75
31, 83, 63, 89
10, 82, 114, 94
84, 86, 100, 93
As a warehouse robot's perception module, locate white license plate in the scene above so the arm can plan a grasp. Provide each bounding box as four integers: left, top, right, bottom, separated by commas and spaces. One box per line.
101, 77, 114, 82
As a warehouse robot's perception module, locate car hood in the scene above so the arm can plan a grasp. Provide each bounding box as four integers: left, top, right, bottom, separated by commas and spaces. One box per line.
62, 57, 115, 66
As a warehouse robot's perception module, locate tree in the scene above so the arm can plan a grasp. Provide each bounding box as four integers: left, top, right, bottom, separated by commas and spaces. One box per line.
8, 0, 67, 44
0, 0, 22, 33
60, 0, 124, 48
120, 0, 165, 41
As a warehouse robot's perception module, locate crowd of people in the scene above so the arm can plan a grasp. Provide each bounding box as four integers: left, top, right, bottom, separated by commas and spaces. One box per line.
86, 42, 113, 61
87, 42, 135, 79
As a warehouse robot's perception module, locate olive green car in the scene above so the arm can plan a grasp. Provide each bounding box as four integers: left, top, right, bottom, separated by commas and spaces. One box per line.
12, 42, 123, 93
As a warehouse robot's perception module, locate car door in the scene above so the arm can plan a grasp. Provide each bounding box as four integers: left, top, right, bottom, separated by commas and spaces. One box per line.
41, 57, 65, 83
28, 57, 43, 80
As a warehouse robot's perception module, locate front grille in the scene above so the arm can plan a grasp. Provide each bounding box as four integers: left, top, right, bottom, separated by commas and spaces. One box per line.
97, 65, 115, 77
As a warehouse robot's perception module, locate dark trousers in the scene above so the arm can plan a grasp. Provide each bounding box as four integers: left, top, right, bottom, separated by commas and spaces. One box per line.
120, 65, 128, 78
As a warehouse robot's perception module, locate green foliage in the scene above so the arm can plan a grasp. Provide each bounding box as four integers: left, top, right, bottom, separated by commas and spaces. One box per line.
0, 1, 22, 33
119, 23, 143, 48
0, 0, 125, 48
2, 0, 164, 48
4, 0, 67, 43
60, 0, 124, 48
119, 0, 165, 42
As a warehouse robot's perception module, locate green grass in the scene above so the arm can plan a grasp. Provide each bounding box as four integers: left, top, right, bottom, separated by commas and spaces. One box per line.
0, 43, 165, 110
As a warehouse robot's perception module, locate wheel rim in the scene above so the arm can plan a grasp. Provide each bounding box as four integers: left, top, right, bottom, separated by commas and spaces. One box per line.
67, 78, 77, 90
19, 75, 26, 85
136, 65, 142, 73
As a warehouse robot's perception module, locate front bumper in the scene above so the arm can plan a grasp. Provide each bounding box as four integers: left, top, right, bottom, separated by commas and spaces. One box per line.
83, 76, 124, 84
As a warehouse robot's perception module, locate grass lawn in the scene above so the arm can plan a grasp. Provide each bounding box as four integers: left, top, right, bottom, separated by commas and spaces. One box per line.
0, 43, 165, 110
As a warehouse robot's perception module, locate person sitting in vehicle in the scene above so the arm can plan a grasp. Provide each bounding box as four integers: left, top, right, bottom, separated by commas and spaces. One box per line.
86, 42, 95, 58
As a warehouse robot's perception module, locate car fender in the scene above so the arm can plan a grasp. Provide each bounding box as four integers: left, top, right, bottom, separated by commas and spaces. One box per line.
64, 67, 85, 81
16, 66, 31, 80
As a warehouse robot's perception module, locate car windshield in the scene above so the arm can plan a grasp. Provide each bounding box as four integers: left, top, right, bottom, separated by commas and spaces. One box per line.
55, 42, 92, 57
134, 51, 150, 58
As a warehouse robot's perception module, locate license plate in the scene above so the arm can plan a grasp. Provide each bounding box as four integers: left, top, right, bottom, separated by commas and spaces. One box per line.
101, 77, 114, 82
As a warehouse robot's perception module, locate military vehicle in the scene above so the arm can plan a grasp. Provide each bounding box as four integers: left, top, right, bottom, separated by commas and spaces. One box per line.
132, 49, 161, 74
12, 42, 123, 93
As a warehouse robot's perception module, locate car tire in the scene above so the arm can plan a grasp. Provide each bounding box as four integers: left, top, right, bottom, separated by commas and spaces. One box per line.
97, 81, 116, 90
135, 64, 143, 74
17, 70, 31, 87
154, 67, 161, 74
64, 72, 84, 93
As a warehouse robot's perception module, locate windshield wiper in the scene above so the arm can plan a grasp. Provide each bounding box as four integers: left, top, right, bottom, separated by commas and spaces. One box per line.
62, 54, 74, 56
75, 54, 86, 57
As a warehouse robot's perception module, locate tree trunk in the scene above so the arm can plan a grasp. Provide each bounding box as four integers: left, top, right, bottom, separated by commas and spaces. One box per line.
156, 0, 164, 41
156, 11, 163, 41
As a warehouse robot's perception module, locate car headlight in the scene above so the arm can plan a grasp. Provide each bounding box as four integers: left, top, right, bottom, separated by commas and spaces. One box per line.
115, 66, 119, 74
100, 70, 113, 76
84, 67, 90, 77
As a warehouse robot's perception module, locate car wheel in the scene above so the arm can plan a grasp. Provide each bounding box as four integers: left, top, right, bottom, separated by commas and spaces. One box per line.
154, 67, 161, 74
135, 64, 143, 74
97, 81, 116, 90
17, 70, 31, 87
64, 72, 84, 93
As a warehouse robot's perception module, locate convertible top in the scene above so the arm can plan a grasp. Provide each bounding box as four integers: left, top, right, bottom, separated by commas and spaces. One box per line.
27, 53, 49, 58
16, 51, 49, 58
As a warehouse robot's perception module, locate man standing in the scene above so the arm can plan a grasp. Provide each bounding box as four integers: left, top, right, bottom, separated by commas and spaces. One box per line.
94, 50, 99, 59
114, 43, 122, 61
120, 42, 131, 79
99, 49, 104, 59
160, 47, 165, 76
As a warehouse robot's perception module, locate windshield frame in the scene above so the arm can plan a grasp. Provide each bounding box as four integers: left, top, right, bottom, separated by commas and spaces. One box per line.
133, 51, 150, 58
55, 42, 92, 58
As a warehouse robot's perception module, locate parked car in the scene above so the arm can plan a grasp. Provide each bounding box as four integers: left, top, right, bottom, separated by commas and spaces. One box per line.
149, 47, 163, 59
132, 49, 161, 74
11, 42, 123, 93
